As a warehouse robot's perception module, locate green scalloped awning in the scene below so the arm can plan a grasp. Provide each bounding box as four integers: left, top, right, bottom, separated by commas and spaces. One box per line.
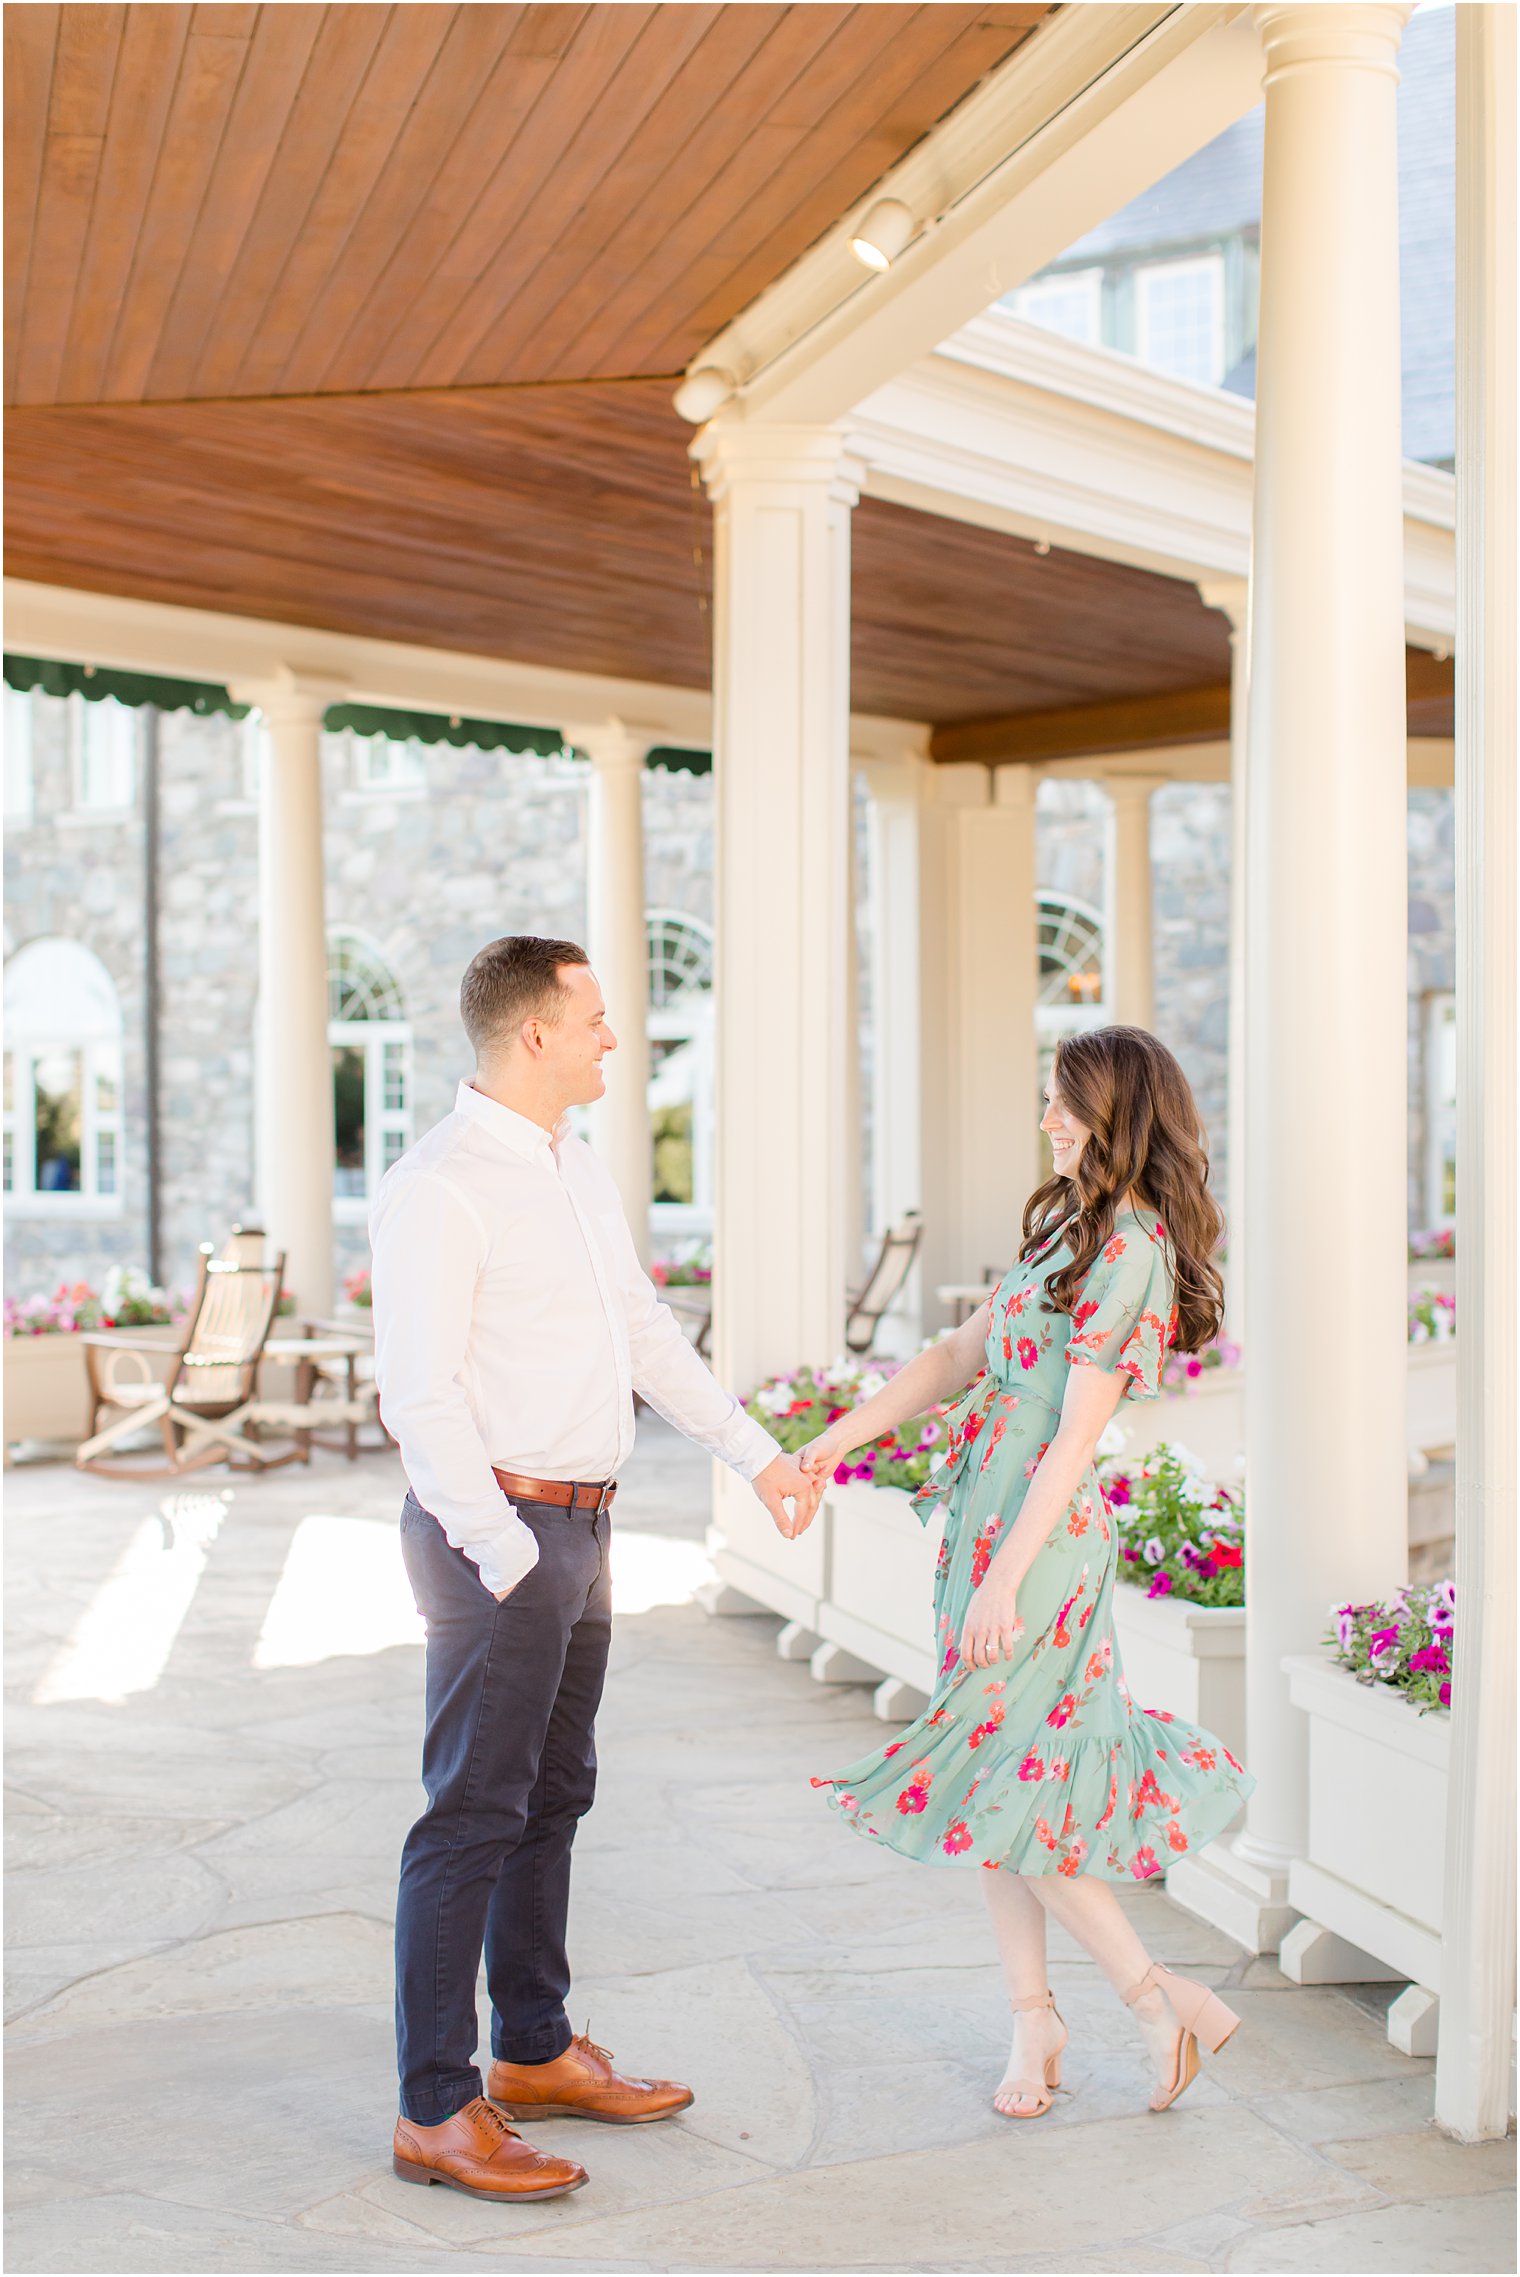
4, 652, 250, 718
4, 656, 713, 771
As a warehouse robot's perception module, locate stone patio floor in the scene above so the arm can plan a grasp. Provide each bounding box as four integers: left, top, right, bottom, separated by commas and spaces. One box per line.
5, 1417, 1514, 2276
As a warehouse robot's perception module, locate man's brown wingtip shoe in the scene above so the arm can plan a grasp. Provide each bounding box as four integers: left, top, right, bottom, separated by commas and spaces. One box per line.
488, 2032, 695, 2125
391, 2098, 588, 2202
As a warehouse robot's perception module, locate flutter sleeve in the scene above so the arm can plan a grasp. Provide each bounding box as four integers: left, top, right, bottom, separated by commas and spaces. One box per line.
1064, 1223, 1177, 1402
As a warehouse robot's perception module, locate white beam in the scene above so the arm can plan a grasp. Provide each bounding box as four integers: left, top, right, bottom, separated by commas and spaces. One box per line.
698, 8, 1266, 428
850, 318, 1456, 645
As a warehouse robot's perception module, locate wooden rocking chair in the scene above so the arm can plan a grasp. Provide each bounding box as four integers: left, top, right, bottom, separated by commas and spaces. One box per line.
76, 1242, 288, 1478
843, 1209, 923, 1356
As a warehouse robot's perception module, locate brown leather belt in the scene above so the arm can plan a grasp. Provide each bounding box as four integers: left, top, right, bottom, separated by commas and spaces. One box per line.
493, 1468, 617, 1515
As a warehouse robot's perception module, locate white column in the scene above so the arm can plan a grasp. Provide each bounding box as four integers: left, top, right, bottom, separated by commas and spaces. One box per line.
694, 424, 860, 1399
844, 764, 867, 1285
1103, 774, 1165, 1031
1436, 0, 1516, 2146
236, 670, 341, 1319
859, 744, 933, 1349
1199, 577, 1251, 1337
918, 763, 1040, 1325
574, 719, 653, 1267
1169, 3, 1411, 1953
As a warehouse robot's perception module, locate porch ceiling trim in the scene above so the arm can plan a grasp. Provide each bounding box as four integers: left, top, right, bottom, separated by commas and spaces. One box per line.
850, 312, 1458, 645
691, 6, 1266, 426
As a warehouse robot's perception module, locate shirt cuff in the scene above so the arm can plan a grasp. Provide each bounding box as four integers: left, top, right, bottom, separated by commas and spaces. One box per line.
464, 1508, 541, 1598
726, 1415, 783, 1482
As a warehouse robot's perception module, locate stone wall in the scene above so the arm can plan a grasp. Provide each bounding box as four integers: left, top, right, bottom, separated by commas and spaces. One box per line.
2, 700, 1458, 1304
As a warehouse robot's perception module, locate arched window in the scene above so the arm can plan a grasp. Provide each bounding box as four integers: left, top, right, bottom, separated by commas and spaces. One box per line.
327, 932, 410, 1214
645, 911, 713, 1226
3, 938, 124, 1213
1037, 892, 1106, 1014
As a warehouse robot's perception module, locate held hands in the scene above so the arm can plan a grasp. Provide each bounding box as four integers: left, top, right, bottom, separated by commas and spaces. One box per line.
797, 1422, 856, 1493
752, 1452, 825, 1541
959, 1554, 1026, 1671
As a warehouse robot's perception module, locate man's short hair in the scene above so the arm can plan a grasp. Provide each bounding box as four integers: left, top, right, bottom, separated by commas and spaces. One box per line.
460, 935, 590, 1057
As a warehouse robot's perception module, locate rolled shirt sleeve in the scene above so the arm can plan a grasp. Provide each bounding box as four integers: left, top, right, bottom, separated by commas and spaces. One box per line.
370, 1169, 539, 1596
601, 1209, 780, 1480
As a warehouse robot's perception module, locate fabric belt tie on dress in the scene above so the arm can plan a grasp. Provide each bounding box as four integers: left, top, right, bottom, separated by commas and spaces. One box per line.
492, 1468, 617, 1515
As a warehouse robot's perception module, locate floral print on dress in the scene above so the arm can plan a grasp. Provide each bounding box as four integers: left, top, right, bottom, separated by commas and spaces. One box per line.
813, 1206, 1253, 1881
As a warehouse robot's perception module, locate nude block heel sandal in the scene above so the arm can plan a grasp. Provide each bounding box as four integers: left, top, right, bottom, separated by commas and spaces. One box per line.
994, 1989, 1067, 2119
1123, 1962, 1240, 2112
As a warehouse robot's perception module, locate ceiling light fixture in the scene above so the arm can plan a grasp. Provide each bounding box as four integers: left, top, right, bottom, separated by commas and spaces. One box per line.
849, 197, 915, 273
673, 365, 737, 424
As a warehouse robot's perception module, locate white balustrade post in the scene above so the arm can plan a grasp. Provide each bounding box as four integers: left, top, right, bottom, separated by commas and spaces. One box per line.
235, 670, 342, 1319
918, 763, 1040, 1324
1103, 774, 1165, 1032
694, 424, 860, 1400
1435, 0, 1516, 2145
1199, 577, 1252, 1336
574, 719, 654, 1266
1168, 3, 1411, 1953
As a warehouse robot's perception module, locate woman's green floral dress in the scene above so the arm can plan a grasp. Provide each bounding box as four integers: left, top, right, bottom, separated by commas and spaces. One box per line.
815, 1207, 1253, 1880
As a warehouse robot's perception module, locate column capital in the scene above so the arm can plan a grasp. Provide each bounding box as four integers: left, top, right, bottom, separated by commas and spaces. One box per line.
1100, 768, 1171, 801
565, 718, 660, 771
992, 762, 1037, 812
1196, 574, 1250, 636
1254, 3, 1410, 83
691, 418, 864, 508
230, 664, 350, 726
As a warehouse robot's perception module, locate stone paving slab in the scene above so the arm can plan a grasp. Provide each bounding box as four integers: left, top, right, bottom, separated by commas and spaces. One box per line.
5, 1421, 1513, 2275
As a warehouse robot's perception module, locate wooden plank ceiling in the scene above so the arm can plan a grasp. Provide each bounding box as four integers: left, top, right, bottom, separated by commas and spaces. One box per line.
4, 4, 1453, 742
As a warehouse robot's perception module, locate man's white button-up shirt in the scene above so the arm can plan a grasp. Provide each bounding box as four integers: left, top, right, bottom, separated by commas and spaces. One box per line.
370, 1080, 780, 1595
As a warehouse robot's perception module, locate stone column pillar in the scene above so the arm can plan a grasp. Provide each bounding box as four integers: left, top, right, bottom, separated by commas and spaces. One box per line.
1103, 774, 1165, 1031
693, 424, 861, 1398
918, 763, 1040, 1326
235, 669, 343, 1319
1169, 2, 1411, 1953
1435, 0, 1516, 2145
1199, 577, 1251, 1335
859, 743, 934, 1348
573, 719, 653, 1267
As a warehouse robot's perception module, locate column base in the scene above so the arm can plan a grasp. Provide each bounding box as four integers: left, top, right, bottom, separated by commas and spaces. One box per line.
1165, 1834, 1300, 1956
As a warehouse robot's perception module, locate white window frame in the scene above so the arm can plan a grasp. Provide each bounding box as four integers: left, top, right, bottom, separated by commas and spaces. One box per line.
1423, 990, 1457, 1229
353, 733, 428, 796
327, 931, 411, 1222
1133, 253, 1226, 389
1035, 891, 1108, 1046
646, 910, 715, 1241
1007, 265, 1104, 348
68, 692, 139, 817
4, 686, 35, 823
4, 1039, 124, 1218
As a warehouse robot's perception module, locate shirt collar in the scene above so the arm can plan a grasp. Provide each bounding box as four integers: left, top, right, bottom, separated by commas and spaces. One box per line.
454, 1080, 565, 1163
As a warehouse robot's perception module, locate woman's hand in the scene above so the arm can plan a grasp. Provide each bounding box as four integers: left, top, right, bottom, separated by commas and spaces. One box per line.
959, 1556, 1026, 1671
798, 1421, 858, 1490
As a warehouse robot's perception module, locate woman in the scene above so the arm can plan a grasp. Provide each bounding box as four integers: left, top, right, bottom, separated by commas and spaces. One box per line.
802, 1027, 1251, 2120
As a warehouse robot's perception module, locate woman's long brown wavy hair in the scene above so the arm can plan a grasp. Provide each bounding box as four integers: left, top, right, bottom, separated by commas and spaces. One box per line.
1019, 1026, 1225, 1354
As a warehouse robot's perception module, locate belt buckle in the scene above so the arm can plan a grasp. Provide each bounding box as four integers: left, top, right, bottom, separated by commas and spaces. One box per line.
592, 1479, 616, 1517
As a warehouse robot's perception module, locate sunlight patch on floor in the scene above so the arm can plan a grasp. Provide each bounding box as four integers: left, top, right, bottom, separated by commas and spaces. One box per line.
33, 1491, 228, 1706
253, 1512, 425, 1669
611, 1529, 713, 1614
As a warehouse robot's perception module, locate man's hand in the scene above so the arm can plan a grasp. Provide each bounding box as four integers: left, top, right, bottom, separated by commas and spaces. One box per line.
753, 1452, 823, 1540
958, 1555, 1026, 1670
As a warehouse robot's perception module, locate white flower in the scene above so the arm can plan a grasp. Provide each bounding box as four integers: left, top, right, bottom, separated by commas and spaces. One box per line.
1096, 1420, 1129, 1459
856, 1371, 888, 1401
754, 1381, 796, 1416
1167, 1442, 1208, 1478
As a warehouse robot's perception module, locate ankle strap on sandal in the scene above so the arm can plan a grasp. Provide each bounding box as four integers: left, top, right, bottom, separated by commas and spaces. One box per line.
1010, 1989, 1057, 2014
1122, 1962, 1165, 2008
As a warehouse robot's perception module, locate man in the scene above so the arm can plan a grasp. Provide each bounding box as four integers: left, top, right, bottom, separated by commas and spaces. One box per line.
371, 934, 817, 2204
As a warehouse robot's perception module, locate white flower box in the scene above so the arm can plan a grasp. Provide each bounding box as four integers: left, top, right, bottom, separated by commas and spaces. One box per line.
1111, 1582, 1247, 1775
1282, 1652, 1450, 1998
707, 1463, 831, 1630
816, 1480, 945, 1697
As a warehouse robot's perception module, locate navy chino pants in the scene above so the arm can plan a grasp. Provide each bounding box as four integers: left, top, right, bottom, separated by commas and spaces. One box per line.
394, 1489, 613, 2125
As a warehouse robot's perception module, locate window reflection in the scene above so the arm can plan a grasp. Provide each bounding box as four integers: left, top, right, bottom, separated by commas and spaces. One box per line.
33, 1048, 82, 1192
